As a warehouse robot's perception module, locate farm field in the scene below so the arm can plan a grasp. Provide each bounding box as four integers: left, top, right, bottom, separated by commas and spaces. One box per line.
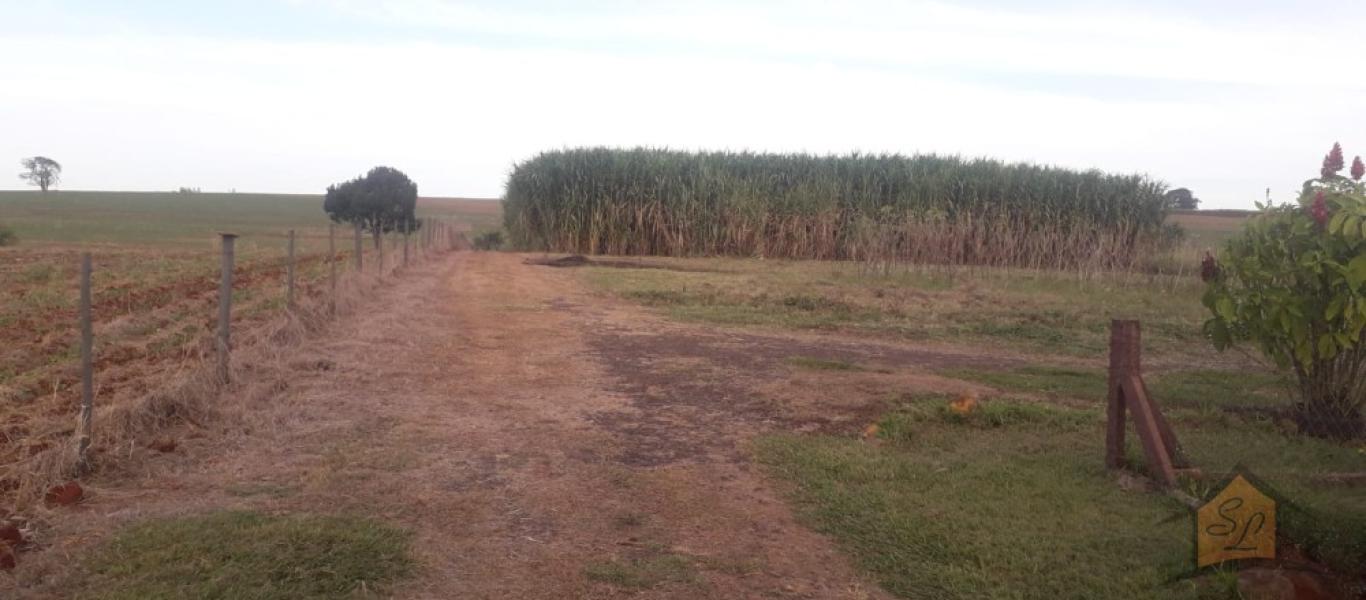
1166, 209, 1256, 249
3, 198, 1364, 599
0, 191, 498, 498
577, 255, 1366, 594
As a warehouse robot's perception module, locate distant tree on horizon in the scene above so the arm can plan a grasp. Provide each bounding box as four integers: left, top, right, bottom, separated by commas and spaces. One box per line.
1164, 187, 1200, 210
323, 166, 420, 248
19, 156, 61, 193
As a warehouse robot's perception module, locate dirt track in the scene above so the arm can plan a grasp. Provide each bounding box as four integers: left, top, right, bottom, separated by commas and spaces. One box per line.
10, 252, 1007, 599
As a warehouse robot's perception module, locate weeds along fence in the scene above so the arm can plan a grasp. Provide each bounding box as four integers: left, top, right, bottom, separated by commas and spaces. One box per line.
503, 148, 1172, 271
1, 220, 464, 509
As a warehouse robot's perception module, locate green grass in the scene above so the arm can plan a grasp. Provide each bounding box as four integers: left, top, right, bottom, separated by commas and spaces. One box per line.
0, 190, 497, 247
941, 366, 1109, 400
757, 395, 1366, 599
584, 553, 698, 589
942, 367, 1288, 411
785, 356, 867, 371
585, 259, 1221, 361
76, 510, 412, 600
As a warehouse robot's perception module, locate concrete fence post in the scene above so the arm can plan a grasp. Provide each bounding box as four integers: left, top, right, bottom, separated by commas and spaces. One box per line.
286, 229, 296, 309
217, 233, 238, 383
77, 252, 94, 471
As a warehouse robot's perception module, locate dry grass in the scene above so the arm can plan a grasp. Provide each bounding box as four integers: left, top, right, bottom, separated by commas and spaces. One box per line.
1, 241, 458, 510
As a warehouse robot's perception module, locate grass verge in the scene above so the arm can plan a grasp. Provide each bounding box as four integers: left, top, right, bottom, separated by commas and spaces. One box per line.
756, 394, 1365, 599
75, 510, 412, 600
583, 259, 1223, 361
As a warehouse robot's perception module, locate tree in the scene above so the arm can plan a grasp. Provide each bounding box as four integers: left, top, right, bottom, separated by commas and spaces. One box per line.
323, 167, 420, 248
1164, 187, 1200, 210
19, 156, 61, 192
1201, 143, 1366, 439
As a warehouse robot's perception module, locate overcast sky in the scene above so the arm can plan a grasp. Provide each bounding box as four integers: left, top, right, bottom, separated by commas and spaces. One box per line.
2, 0, 1363, 208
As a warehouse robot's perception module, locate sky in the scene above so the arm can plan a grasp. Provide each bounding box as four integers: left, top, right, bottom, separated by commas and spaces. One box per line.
1, 1, 1363, 209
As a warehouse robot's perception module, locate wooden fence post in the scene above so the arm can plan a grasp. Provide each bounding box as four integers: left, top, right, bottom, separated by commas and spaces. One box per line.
403, 230, 409, 267
286, 229, 296, 309
378, 230, 385, 276
353, 222, 363, 272
328, 224, 337, 316
1106, 320, 1137, 470
77, 253, 94, 471
217, 233, 238, 383
1106, 319, 1188, 487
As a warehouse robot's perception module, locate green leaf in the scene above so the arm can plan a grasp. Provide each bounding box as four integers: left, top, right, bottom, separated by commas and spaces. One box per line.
1345, 215, 1362, 240
1317, 334, 1337, 359
1215, 297, 1236, 321
1330, 211, 1348, 234
1325, 295, 1346, 320
1348, 255, 1366, 290
1204, 319, 1232, 351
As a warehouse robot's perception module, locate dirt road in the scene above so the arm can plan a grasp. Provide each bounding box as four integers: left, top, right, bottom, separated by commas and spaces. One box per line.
14, 252, 1002, 598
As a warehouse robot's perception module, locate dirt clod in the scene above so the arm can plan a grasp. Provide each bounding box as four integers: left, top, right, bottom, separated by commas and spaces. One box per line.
525, 254, 590, 267
0, 544, 15, 571
0, 524, 21, 546
147, 438, 177, 453
43, 481, 83, 508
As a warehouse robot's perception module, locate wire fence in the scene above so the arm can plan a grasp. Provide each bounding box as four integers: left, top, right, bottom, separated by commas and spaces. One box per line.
0, 218, 465, 508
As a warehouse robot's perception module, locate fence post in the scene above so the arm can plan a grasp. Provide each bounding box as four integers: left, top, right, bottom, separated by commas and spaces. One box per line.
353, 222, 363, 272
378, 230, 385, 276
286, 229, 296, 309
1106, 320, 1138, 470
403, 230, 409, 267
217, 233, 238, 383
77, 253, 94, 471
328, 224, 337, 316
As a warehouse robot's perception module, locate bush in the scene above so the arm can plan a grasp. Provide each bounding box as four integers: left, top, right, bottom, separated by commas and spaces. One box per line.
472, 230, 504, 251
0, 224, 17, 247
1202, 143, 1366, 438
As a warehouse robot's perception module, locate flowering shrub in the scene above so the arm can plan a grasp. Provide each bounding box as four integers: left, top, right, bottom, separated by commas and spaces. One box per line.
1202, 143, 1366, 438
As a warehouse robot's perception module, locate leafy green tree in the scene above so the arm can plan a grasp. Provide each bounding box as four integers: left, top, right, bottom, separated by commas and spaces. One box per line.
323, 167, 420, 247
1164, 187, 1200, 210
19, 156, 61, 192
1202, 143, 1366, 438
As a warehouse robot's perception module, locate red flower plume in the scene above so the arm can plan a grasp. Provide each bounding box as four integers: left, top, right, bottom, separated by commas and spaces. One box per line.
1200, 251, 1220, 283
1310, 191, 1330, 227
1352, 156, 1365, 181
1322, 142, 1345, 178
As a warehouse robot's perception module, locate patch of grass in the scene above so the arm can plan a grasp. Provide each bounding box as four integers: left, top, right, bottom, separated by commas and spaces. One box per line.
880, 394, 1098, 433
757, 394, 1366, 598
19, 262, 60, 284
77, 510, 412, 600
785, 356, 865, 371
224, 482, 299, 499
585, 258, 1220, 362
1148, 369, 1288, 411
963, 321, 1085, 354
941, 366, 1108, 400
941, 367, 1293, 412
584, 553, 697, 589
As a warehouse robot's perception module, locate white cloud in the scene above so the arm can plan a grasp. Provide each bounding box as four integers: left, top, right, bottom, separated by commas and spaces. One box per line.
0, 1, 1361, 208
